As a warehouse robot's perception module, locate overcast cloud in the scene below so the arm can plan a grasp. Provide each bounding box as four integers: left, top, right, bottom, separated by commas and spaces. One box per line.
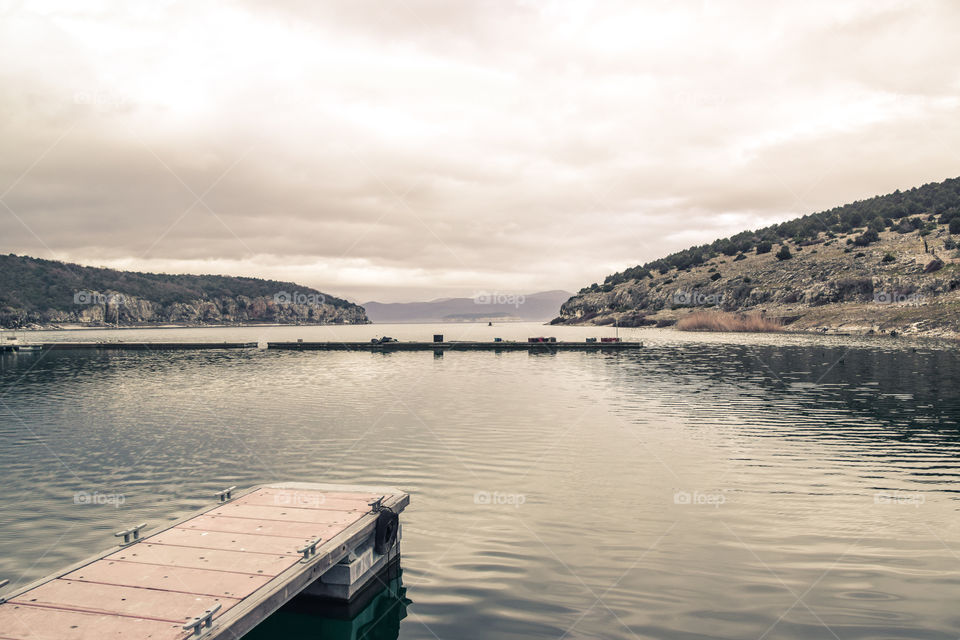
1, 0, 959, 301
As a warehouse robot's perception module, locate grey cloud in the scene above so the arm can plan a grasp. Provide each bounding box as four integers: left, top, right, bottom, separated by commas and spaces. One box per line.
1, 0, 959, 301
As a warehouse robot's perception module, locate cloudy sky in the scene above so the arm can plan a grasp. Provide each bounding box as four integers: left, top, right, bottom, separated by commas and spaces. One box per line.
2, 0, 959, 302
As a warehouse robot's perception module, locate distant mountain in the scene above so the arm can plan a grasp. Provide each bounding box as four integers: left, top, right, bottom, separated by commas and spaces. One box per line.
364, 290, 573, 323
0, 254, 368, 328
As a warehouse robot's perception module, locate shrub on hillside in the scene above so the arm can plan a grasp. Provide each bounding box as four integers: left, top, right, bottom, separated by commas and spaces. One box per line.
775, 246, 792, 260
853, 229, 880, 246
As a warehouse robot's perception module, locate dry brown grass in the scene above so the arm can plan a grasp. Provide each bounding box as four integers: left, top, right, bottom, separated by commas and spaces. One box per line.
676, 311, 783, 333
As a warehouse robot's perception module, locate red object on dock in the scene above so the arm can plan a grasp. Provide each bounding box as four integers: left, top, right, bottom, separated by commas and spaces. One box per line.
0, 483, 408, 640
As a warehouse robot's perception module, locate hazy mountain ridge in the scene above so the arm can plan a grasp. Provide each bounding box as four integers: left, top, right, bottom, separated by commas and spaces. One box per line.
0, 254, 368, 328
364, 290, 572, 323
555, 177, 960, 338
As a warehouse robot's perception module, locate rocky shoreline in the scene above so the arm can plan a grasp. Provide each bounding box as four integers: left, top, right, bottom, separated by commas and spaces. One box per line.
1, 293, 369, 329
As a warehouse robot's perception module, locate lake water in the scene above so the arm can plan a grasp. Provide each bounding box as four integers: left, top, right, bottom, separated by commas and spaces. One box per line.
1, 323, 959, 639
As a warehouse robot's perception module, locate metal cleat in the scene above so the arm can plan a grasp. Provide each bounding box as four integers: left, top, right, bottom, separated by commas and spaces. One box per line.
114, 523, 148, 546
0, 578, 9, 604
214, 486, 237, 503
296, 536, 323, 562
368, 496, 385, 513
183, 602, 221, 636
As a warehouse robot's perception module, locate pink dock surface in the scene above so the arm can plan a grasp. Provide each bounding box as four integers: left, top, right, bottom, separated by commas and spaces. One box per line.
0, 482, 409, 640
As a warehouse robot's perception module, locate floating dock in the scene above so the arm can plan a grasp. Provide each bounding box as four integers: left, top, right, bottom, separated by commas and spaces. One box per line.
0, 482, 409, 639
5, 340, 643, 353
267, 340, 643, 351
40, 342, 258, 351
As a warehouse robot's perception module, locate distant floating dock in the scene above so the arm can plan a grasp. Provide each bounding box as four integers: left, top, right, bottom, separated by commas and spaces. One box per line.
267, 340, 643, 351
41, 342, 258, 351
16, 340, 643, 352
0, 482, 409, 640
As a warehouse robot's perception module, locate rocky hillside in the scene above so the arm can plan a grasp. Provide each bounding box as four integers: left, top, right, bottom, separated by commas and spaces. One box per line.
555, 177, 960, 338
0, 254, 368, 328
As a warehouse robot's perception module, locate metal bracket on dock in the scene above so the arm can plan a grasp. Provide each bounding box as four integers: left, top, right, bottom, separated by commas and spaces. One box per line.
182, 602, 222, 636
0, 578, 9, 604
114, 523, 148, 546
214, 486, 237, 503
368, 496, 385, 513
297, 536, 323, 562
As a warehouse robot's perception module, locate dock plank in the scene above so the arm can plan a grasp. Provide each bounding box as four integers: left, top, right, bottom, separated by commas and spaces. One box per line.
64, 560, 272, 598
106, 544, 297, 576
250, 487, 381, 502
233, 488, 373, 512
0, 605, 184, 639
205, 502, 364, 525
153, 527, 310, 555
8, 579, 236, 623
176, 514, 344, 540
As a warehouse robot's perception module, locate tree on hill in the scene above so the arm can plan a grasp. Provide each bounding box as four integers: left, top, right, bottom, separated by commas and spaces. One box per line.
775, 245, 792, 261
853, 229, 880, 246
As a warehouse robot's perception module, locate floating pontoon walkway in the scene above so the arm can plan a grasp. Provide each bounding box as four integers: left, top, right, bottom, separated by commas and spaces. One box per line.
40, 342, 258, 351
10, 340, 643, 352
0, 482, 409, 640
267, 340, 643, 351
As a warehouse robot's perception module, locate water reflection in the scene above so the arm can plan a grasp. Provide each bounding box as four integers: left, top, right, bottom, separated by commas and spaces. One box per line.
2, 334, 960, 639
245, 567, 410, 640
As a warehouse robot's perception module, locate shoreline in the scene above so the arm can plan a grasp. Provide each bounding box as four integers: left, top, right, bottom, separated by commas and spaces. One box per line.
554, 301, 960, 341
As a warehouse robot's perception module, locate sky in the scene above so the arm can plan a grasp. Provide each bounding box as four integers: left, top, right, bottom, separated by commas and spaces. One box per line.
1, 0, 959, 303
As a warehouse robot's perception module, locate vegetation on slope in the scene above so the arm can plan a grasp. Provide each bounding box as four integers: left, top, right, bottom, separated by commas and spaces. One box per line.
581, 177, 960, 293
558, 176, 960, 337
0, 254, 366, 327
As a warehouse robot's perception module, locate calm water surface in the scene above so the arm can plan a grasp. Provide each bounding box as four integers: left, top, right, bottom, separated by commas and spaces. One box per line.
1, 323, 959, 639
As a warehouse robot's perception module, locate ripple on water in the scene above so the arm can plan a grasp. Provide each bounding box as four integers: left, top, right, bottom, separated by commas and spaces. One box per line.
1, 338, 960, 639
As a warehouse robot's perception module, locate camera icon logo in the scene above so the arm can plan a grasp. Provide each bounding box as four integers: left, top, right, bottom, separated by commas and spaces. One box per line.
274, 291, 292, 304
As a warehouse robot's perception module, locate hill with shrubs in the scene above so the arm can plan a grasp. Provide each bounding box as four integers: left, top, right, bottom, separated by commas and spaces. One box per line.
554, 176, 960, 337
0, 254, 368, 328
